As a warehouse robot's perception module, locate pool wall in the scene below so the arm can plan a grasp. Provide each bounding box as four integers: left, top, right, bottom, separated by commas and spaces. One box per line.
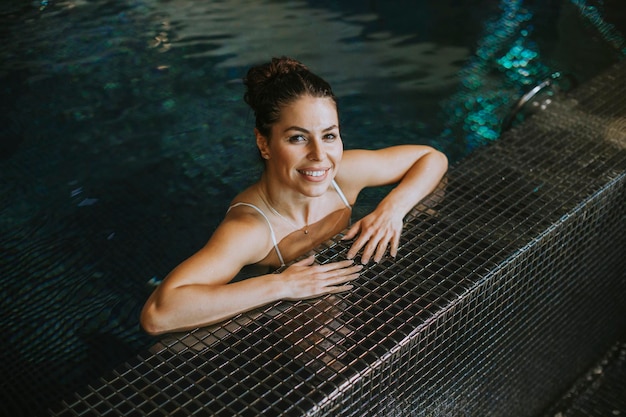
50, 61, 626, 416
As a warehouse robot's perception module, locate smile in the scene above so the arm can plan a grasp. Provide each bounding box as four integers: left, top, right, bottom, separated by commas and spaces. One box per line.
298, 169, 327, 177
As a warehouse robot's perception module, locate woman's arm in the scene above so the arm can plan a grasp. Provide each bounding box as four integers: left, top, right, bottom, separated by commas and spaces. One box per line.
140, 212, 362, 335
337, 145, 448, 264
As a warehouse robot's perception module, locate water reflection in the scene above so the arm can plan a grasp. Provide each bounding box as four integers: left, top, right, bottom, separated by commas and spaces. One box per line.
156, 0, 469, 96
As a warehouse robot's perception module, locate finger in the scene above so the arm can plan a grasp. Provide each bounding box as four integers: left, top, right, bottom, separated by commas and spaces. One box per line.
327, 284, 354, 294
390, 232, 400, 258
324, 265, 362, 283
341, 222, 361, 241
373, 236, 390, 263
347, 232, 371, 259
325, 269, 361, 286
339, 264, 364, 277
315, 259, 358, 273
359, 232, 383, 264
363, 230, 390, 264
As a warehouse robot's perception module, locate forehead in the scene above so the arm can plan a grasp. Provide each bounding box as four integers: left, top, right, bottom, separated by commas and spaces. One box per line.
276, 96, 338, 128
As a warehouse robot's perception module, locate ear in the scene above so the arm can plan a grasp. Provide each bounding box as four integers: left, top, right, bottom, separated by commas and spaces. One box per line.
255, 128, 270, 159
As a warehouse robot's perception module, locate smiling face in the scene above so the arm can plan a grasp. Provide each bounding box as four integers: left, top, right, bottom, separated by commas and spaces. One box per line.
257, 95, 342, 198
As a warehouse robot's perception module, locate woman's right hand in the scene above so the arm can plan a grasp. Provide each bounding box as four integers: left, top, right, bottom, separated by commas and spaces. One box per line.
280, 255, 363, 300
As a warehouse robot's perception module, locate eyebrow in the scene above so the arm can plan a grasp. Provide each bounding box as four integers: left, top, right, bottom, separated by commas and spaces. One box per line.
283, 125, 339, 133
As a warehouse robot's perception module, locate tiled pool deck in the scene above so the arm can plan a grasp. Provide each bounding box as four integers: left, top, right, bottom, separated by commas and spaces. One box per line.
50, 61, 626, 416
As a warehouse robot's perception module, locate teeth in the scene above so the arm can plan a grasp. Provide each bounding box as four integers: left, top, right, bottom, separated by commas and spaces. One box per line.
300, 170, 326, 177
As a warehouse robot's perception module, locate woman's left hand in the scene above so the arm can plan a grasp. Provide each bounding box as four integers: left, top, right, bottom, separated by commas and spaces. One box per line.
342, 209, 404, 264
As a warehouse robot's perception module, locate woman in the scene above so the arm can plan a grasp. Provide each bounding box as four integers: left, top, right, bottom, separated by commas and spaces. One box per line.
141, 57, 448, 335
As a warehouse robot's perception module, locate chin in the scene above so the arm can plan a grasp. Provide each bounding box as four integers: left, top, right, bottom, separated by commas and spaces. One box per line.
301, 181, 331, 197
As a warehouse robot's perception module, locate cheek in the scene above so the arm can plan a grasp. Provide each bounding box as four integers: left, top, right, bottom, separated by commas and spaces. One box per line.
330, 143, 343, 162
274, 146, 298, 166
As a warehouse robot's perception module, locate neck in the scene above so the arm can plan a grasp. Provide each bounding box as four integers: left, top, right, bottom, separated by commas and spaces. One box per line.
257, 181, 313, 230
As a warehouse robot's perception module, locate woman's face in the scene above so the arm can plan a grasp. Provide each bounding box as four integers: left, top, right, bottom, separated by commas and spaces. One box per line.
258, 95, 342, 197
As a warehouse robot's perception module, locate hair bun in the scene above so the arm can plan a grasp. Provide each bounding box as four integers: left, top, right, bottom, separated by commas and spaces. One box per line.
268, 56, 308, 75
243, 56, 336, 137
243, 57, 307, 110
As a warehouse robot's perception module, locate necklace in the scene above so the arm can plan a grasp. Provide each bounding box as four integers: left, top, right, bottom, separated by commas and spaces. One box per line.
266, 201, 309, 234
267, 205, 309, 234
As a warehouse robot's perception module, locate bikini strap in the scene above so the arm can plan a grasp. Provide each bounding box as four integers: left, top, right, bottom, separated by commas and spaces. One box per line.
332, 179, 351, 209
227, 202, 286, 267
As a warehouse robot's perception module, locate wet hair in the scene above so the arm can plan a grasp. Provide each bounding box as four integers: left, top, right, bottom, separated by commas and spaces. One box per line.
243, 57, 337, 138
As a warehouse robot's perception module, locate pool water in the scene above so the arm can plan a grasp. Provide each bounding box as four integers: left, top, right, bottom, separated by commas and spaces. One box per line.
1, 0, 624, 415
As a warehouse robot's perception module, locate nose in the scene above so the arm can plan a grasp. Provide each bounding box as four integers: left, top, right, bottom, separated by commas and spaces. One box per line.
307, 138, 325, 161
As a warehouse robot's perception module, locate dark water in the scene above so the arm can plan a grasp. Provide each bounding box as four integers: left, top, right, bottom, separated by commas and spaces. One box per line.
1, 0, 624, 415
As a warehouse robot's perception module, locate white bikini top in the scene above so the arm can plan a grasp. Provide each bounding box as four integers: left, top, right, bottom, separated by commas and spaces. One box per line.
227, 179, 351, 267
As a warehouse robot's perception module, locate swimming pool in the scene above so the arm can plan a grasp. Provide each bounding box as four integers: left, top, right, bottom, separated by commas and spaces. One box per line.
1, 0, 624, 415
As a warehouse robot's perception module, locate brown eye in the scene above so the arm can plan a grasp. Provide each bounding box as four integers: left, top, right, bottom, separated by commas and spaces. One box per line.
288, 135, 306, 143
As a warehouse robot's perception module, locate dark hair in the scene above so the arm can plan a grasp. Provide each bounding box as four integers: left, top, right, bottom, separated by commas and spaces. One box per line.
243, 57, 337, 138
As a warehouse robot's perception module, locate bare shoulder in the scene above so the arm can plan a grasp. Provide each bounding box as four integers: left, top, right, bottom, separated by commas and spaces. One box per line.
209, 204, 275, 265
161, 204, 274, 288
